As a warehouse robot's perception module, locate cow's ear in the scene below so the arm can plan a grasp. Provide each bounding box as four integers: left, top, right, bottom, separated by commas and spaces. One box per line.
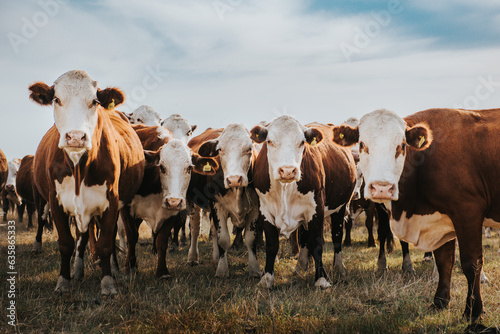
97, 87, 125, 109
406, 123, 432, 150
304, 128, 323, 147
192, 155, 219, 175
198, 139, 219, 157
144, 149, 160, 168
191, 125, 197, 133
332, 125, 359, 146
29, 82, 54, 105
250, 125, 268, 143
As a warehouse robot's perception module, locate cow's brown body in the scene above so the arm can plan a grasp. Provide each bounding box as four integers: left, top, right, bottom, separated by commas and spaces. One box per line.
15, 155, 36, 228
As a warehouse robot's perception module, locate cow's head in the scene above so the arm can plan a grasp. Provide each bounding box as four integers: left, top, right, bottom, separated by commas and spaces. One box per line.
161, 114, 197, 145
145, 139, 218, 210
5, 159, 22, 205
29, 70, 124, 166
128, 105, 162, 126
198, 123, 253, 189
332, 109, 432, 202
250, 116, 322, 183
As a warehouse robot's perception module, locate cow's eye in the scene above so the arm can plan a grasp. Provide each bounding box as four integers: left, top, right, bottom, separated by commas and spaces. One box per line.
137, 118, 143, 124
359, 142, 365, 150
401, 143, 406, 150
53, 97, 61, 105
299, 140, 305, 148
187, 130, 192, 136
186, 166, 192, 173
267, 140, 274, 147
159, 165, 166, 174
93, 99, 100, 106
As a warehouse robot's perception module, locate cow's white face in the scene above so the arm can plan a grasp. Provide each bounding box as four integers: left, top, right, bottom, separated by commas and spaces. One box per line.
215, 124, 254, 189
357, 110, 407, 202
162, 114, 196, 145
52, 71, 100, 164
333, 109, 432, 203
250, 116, 321, 183
6, 159, 21, 189
128, 105, 161, 126
158, 139, 193, 210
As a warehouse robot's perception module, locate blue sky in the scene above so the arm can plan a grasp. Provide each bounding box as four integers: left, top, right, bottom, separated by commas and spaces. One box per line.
1, 0, 500, 160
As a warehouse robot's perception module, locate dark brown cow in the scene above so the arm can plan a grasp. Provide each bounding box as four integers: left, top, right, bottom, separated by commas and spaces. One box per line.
250, 116, 356, 288
332, 108, 500, 326
29, 70, 145, 295
15, 155, 36, 229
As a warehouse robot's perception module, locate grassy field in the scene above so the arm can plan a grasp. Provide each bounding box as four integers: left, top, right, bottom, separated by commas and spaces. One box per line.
1, 211, 500, 333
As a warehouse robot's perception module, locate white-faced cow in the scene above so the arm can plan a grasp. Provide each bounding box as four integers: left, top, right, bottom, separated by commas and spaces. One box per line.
126, 105, 162, 126
192, 124, 261, 278
29, 70, 145, 296
250, 116, 356, 288
2, 159, 22, 222
332, 108, 500, 325
0, 149, 8, 211
120, 124, 218, 278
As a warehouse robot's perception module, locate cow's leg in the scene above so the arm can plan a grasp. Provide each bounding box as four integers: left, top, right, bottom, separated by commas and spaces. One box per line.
245, 217, 261, 278
455, 219, 484, 323
155, 216, 175, 279
188, 206, 201, 265
72, 228, 89, 281
88, 217, 100, 265
120, 208, 139, 273
366, 203, 376, 247
3, 195, 9, 222
212, 205, 230, 278
32, 195, 47, 253
375, 203, 393, 272
258, 218, 279, 288
432, 239, 455, 310
295, 225, 309, 273
96, 198, 119, 296
343, 214, 352, 247
331, 205, 347, 277
17, 201, 25, 223
169, 219, 180, 253
290, 229, 300, 258
50, 198, 73, 293
179, 211, 187, 247
26, 201, 35, 230
312, 207, 330, 288
400, 241, 415, 274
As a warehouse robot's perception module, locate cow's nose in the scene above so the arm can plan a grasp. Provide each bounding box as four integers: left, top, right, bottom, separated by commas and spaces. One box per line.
369, 182, 395, 200
226, 175, 243, 188
278, 166, 298, 180
65, 131, 87, 148
166, 198, 183, 210
5, 184, 15, 192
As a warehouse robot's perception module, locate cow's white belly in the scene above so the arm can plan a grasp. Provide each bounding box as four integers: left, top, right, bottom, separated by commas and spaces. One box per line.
55, 176, 109, 233
257, 182, 316, 238
390, 211, 456, 252
130, 193, 177, 233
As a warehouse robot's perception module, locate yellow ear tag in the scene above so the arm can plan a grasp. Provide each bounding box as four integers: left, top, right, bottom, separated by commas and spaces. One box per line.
107, 99, 115, 110
339, 133, 344, 139
418, 135, 425, 148
203, 162, 212, 172
311, 137, 317, 147
256, 134, 259, 138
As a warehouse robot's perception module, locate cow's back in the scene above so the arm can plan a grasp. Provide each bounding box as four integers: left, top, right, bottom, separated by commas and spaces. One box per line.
0, 149, 7, 190
402, 108, 500, 221
16, 155, 35, 203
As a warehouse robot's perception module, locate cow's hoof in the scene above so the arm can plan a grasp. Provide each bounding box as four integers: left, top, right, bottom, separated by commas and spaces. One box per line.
71, 258, 84, 281
422, 255, 433, 262
54, 276, 71, 293
188, 260, 199, 266
315, 277, 331, 289
159, 274, 171, 280
31, 241, 42, 254
101, 276, 118, 296
258, 273, 274, 289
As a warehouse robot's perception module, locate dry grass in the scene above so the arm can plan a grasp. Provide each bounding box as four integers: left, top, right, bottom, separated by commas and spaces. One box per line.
1, 211, 500, 333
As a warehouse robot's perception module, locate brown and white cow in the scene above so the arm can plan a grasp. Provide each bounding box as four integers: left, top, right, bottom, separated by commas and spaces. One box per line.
2, 159, 22, 222
29, 70, 145, 296
0, 149, 8, 212
250, 116, 356, 288
126, 105, 162, 126
332, 108, 500, 324
192, 124, 261, 278
119, 124, 218, 278
15, 155, 37, 229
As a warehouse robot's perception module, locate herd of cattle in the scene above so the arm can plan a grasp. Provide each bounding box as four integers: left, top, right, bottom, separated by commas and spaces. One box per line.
0, 70, 498, 326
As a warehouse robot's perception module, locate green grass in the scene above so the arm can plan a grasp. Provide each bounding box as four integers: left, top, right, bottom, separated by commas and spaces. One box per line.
1, 214, 500, 333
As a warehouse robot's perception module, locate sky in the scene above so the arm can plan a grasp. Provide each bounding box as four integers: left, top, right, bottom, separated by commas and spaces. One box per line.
1, 0, 500, 160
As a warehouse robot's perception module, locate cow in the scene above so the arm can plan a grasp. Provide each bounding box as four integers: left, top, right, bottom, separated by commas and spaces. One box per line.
191, 123, 261, 277
250, 116, 356, 288
126, 105, 162, 126
0, 149, 7, 213
29, 70, 145, 296
2, 159, 23, 222
160, 113, 198, 251
332, 108, 500, 325
120, 124, 218, 278
15, 155, 37, 229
